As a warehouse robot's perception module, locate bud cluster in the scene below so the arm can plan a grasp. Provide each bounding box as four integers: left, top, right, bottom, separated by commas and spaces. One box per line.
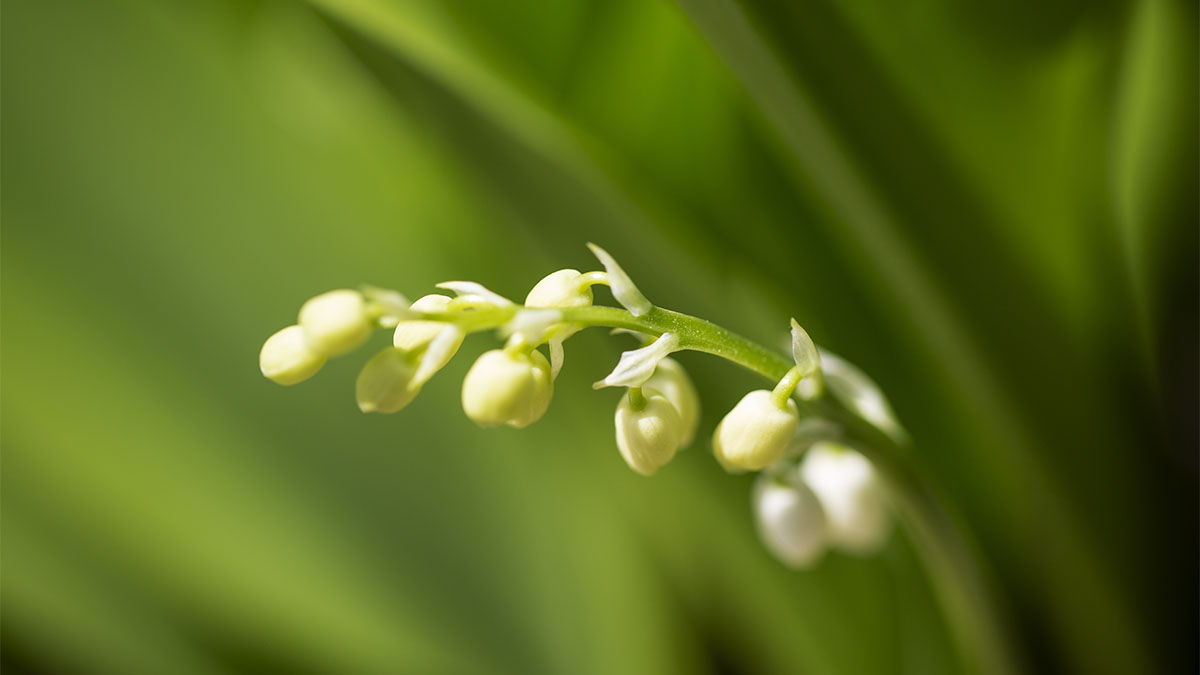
753, 442, 891, 568
259, 244, 899, 572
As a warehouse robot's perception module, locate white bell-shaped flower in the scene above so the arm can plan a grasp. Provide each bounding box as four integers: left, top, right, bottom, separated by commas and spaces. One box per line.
356, 348, 419, 413
644, 357, 700, 448
298, 289, 371, 356
461, 349, 553, 428
614, 388, 682, 476
799, 442, 890, 555
525, 269, 593, 309
259, 325, 326, 385
712, 390, 798, 471
753, 472, 828, 569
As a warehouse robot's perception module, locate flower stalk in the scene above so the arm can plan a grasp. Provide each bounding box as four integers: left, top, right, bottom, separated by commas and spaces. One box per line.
259, 246, 1016, 675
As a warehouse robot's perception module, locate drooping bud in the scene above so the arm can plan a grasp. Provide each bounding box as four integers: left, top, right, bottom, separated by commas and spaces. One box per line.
356, 348, 419, 413
753, 472, 828, 569
260, 325, 326, 385
712, 390, 798, 471
298, 289, 371, 356
525, 269, 593, 309
614, 388, 682, 476
644, 357, 700, 448
461, 349, 553, 428
799, 442, 890, 554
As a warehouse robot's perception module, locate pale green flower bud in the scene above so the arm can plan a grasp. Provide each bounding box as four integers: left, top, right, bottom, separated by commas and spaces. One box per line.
753, 472, 828, 568
614, 388, 682, 476
461, 349, 553, 428
393, 294, 455, 352
712, 390, 798, 471
800, 442, 890, 554
259, 325, 326, 385
356, 348, 419, 413
298, 289, 371, 356
525, 269, 593, 308
644, 357, 700, 448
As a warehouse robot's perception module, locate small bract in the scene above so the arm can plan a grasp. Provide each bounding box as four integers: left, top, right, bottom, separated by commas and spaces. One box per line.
713, 390, 798, 471
299, 289, 371, 356
615, 388, 682, 476
753, 472, 828, 568
260, 325, 326, 385
800, 442, 890, 554
462, 349, 553, 428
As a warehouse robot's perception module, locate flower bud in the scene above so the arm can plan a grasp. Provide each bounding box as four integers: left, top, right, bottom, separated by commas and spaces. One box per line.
461, 349, 553, 428
712, 390, 798, 471
644, 357, 700, 448
298, 289, 371, 356
615, 388, 682, 476
356, 348, 419, 413
753, 472, 828, 568
800, 442, 890, 554
525, 269, 593, 309
259, 325, 326, 385
393, 294, 455, 352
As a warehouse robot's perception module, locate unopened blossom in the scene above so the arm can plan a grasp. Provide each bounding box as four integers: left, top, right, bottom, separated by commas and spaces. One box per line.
753, 472, 828, 568
298, 289, 371, 356
260, 325, 326, 385
461, 349, 553, 428
525, 269, 593, 309
800, 442, 890, 554
713, 390, 798, 471
614, 388, 682, 475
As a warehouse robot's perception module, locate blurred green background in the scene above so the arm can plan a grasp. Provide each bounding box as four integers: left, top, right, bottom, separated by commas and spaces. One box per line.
2, 0, 1196, 673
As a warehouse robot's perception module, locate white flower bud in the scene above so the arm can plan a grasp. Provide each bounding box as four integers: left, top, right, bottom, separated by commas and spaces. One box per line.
644, 357, 700, 448
712, 390, 798, 471
461, 349, 553, 428
356, 348, 419, 413
753, 472, 828, 569
525, 269, 593, 309
614, 388, 682, 476
800, 442, 890, 555
260, 325, 326, 385
393, 294, 455, 352
298, 289, 371, 356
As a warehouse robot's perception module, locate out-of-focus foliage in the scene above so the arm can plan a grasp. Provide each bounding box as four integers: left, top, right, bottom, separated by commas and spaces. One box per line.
2, 0, 1195, 673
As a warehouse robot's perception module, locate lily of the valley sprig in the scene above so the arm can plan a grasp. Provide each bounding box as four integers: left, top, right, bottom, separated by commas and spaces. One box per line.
260, 243, 903, 569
